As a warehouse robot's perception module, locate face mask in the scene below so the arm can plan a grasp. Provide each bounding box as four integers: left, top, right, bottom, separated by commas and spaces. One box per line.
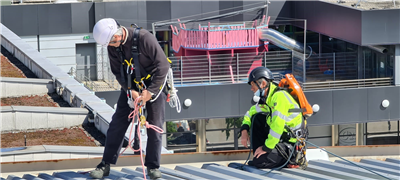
253, 89, 266, 104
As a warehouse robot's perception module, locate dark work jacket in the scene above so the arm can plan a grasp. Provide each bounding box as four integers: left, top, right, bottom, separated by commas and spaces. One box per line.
107, 27, 169, 95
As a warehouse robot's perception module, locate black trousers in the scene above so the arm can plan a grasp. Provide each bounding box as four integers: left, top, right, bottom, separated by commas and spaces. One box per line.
102, 89, 166, 169
251, 113, 288, 169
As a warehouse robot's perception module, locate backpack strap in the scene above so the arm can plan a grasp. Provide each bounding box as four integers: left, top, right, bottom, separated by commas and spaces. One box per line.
131, 28, 152, 90
271, 83, 306, 113
131, 28, 142, 85
116, 47, 126, 85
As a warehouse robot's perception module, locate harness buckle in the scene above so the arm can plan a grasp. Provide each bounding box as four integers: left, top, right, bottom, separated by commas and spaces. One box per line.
140, 115, 146, 127
126, 90, 135, 109
295, 129, 303, 138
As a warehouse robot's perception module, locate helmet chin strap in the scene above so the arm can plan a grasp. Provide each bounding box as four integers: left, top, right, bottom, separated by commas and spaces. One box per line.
255, 82, 264, 97
254, 81, 269, 104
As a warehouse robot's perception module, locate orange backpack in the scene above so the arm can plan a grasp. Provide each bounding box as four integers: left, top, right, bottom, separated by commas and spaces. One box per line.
278, 74, 313, 118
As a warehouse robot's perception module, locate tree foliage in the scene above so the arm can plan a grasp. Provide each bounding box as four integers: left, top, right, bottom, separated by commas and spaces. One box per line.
222, 117, 244, 140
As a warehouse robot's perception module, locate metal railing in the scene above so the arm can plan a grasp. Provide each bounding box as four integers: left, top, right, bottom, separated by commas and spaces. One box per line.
168, 50, 292, 86
95, 49, 393, 91
303, 77, 393, 90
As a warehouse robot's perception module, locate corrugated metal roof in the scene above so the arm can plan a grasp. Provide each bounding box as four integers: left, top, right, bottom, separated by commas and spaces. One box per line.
3, 158, 399, 180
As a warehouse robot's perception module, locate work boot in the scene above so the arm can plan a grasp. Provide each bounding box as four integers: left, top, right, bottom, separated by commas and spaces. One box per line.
147, 168, 162, 179
90, 161, 110, 179
247, 160, 254, 166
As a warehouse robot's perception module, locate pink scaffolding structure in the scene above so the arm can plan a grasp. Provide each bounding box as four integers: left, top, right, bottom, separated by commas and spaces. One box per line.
170, 16, 271, 83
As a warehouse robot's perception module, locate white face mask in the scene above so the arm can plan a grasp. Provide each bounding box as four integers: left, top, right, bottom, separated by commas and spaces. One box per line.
252, 89, 265, 103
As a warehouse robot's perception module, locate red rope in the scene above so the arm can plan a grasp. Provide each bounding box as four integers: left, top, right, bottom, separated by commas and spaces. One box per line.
119, 96, 164, 180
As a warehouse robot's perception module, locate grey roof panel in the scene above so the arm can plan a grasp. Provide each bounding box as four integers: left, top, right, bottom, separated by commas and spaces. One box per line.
6, 175, 25, 180
21, 174, 43, 180
120, 168, 155, 180
229, 162, 308, 180
360, 159, 400, 171
2, 159, 399, 180
117, 178, 144, 180
157, 166, 205, 180
335, 160, 400, 177
174, 165, 239, 180
102, 173, 127, 180
308, 160, 392, 179
280, 168, 338, 180
135, 167, 185, 180
305, 164, 367, 179
110, 169, 140, 179
202, 164, 275, 180
52, 171, 88, 180
37, 173, 63, 180
385, 158, 400, 164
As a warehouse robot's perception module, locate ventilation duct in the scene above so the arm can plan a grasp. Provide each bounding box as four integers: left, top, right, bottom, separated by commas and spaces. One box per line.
367, 45, 388, 54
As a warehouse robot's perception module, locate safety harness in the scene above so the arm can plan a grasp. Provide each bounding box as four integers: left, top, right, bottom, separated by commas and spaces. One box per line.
114, 27, 166, 180
115, 27, 180, 113
272, 84, 309, 169
116, 28, 151, 106
245, 80, 309, 170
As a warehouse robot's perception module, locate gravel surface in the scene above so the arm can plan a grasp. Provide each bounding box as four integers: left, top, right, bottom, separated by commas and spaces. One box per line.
1, 46, 107, 147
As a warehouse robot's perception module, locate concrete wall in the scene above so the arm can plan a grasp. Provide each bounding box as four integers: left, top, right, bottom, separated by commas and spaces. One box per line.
1, 106, 88, 132
1, 77, 55, 98
20, 33, 97, 74
38, 34, 97, 73
95, 84, 400, 127
3, 1, 400, 46
291, 1, 400, 46
1, 24, 115, 140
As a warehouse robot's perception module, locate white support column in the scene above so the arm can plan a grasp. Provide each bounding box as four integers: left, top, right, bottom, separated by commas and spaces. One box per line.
331, 125, 338, 146
395, 45, 400, 86
356, 123, 364, 146
196, 119, 207, 152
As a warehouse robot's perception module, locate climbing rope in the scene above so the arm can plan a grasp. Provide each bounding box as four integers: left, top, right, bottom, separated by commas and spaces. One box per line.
119, 96, 164, 180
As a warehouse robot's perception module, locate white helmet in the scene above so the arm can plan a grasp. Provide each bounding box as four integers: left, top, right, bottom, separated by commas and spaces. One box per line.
93, 18, 119, 46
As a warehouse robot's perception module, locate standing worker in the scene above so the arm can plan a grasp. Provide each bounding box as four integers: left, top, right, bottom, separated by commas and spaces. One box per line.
90, 18, 169, 179
240, 67, 305, 168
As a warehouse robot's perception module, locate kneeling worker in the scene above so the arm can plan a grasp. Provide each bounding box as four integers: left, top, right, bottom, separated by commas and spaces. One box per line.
240, 67, 304, 168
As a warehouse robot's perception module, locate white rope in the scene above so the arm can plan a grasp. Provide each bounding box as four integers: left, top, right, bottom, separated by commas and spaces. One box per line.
149, 72, 167, 103
167, 68, 181, 113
